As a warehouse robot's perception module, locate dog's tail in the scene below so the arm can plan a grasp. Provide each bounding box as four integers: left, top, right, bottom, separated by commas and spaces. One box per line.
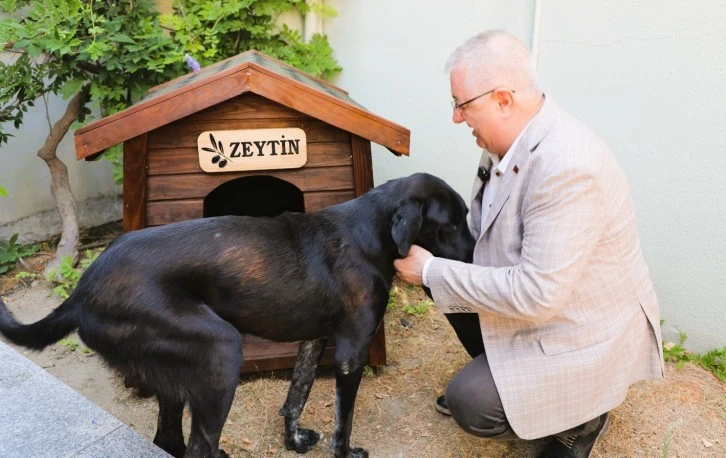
0, 295, 79, 350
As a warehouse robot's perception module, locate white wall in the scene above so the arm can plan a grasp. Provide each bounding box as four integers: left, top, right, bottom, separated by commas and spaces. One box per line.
325, 1, 725, 352
536, 1, 726, 352
325, 0, 535, 200
0, 74, 121, 244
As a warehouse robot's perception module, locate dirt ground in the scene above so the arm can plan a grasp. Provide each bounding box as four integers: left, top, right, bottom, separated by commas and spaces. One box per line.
0, 242, 724, 458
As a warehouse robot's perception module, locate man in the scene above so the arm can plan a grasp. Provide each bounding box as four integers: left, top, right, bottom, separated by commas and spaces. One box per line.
394, 30, 664, 458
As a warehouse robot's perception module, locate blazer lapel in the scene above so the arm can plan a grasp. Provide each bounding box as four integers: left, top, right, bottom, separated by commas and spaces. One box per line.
468, 153, 492, 238
478, 96, 558, 237
478, 143, 529, 236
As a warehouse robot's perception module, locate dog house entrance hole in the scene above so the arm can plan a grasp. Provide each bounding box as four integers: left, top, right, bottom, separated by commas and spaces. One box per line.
203, 176, 305, 218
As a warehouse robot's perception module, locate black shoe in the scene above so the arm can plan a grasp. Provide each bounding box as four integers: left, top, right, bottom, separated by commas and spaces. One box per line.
435, 395, 451, 415
537, 413, 610, 458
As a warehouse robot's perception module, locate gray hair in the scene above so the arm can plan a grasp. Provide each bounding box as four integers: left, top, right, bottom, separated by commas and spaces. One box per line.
445, 30, 540, 93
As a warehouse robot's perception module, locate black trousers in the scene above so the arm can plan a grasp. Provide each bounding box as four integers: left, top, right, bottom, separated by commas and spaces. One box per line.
444, 313, 600, 440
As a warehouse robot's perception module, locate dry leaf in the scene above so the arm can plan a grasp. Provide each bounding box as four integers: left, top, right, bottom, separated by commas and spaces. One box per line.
702, 438, 713, 447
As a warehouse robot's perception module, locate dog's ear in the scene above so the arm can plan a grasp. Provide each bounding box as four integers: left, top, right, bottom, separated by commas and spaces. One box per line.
391, 199, 423, 257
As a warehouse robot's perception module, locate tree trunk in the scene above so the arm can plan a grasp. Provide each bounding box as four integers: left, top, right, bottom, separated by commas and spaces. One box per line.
39, 92, 84, 276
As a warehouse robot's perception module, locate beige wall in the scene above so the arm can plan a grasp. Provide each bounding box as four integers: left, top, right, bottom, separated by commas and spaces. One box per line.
325, 0, 725, 352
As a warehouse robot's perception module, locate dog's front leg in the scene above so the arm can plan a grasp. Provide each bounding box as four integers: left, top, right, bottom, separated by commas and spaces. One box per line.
280, 338, 327, 453
330, 336, 370, 458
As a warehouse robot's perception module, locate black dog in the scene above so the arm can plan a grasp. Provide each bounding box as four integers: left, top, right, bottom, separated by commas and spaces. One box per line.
0, 173, 474, 458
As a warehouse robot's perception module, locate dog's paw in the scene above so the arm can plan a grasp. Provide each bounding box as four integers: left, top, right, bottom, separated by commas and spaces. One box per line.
332, 446, 369, 458
284, 428, 321, 454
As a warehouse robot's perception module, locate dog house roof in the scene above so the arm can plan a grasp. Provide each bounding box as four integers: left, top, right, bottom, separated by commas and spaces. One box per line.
74, 50, 410, 161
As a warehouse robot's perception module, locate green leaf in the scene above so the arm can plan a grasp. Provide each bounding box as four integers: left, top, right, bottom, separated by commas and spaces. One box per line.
0, 185, 7, 197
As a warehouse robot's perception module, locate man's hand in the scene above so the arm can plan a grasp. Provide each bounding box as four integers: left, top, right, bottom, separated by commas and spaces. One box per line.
393, 244, 433, 285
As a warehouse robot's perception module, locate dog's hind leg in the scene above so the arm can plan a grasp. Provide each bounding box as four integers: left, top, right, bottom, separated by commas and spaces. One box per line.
153, 395, 186, 458
183, 321, 243, 458
280, 338, 327, 453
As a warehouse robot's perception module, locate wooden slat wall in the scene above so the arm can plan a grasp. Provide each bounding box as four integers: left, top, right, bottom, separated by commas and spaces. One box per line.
145, 190, 355, 226
145, 94, 356, 226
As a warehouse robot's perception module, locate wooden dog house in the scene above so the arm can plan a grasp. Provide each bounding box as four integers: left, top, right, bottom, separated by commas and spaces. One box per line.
74, 51, 410, 373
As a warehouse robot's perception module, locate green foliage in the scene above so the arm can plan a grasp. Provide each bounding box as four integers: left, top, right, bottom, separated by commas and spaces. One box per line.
0, 0, 340, 180
663, 331, 725, 381
57, 337, 94, 355
0, 184, 7, 197
403, 299, 433, 316
0, 0, 184, 143
160, 0, 341, 79
58, 337, 79, 352
0, 234, 39, 274
362, 365, 374, 377
46, 249, 100, 299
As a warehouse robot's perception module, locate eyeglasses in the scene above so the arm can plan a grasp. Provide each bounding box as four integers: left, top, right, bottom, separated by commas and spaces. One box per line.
451, 88, 516, 112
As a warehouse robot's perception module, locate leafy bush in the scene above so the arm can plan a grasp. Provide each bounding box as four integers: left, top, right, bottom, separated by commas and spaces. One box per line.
0, 234, 39, 274
45, 249, 101, 299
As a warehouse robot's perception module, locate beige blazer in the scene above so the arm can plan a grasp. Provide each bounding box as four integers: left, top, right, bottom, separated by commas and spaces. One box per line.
426, 97, 665, 439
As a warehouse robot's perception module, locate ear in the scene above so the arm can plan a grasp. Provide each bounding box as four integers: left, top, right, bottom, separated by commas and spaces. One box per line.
391, 199, 423, 257
492, 88, 515, 116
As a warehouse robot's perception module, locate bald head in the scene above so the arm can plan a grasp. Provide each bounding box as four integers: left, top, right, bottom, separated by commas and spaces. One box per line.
445, 30, 540, 95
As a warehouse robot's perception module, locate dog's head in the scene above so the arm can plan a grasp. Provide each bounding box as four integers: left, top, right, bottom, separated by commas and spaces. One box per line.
390, 173, 474, 263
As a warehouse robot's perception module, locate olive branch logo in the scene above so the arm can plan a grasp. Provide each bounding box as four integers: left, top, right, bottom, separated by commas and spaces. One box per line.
201, 133, 232, 168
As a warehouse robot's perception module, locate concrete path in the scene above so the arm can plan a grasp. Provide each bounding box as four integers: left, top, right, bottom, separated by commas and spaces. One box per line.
0, 341, 169, 458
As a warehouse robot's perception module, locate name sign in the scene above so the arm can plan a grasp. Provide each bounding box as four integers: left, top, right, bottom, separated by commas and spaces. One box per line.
197, 128, 307, 173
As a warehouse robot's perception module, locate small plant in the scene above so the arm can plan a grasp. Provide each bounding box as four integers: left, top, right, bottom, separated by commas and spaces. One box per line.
58, 338, 79, 352
57, 337, 94, 355
387, 287, 399, 310
661, 417, 683, 458
362, 365, 375, 377
0, 234, 40, 274
403, 300, 433, 316
46, 249, 101, 299
662, 330, 725, 381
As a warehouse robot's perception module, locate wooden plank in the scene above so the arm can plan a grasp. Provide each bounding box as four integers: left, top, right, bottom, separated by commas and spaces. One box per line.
242, 347, 336, 373
304, 191, 356, 212
147, 166, 355, 201
145, 199, 203, 226
184, 93, 306, 121
249, 69, 410, 155
145, 190, 354, 231
76, 72, 251, 160
147, 142, 352, 175
351, 136, 374, 197
240, 335, 335, 373
122, 135, 148, 231
147, 118, 350, 149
